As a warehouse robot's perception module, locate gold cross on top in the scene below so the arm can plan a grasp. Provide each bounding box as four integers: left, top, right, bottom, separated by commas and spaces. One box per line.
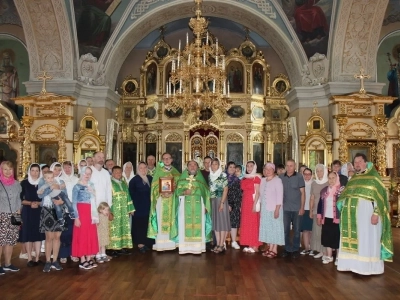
354, 68, 371, 94
186, 174, 196, 190
37, 71, 53, 94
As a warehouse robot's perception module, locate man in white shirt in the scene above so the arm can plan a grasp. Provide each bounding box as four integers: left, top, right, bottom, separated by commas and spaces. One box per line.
90, 152, 112, 208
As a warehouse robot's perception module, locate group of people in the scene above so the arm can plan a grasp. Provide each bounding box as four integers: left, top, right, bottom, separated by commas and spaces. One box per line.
0, 151, 393, 276
0, 152, 157, 274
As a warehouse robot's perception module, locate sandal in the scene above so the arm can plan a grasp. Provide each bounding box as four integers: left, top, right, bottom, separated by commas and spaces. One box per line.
60, 258, 67, 264
262, 250, 271, 257
79, 261, 92, 270
214, 246, 225, 254
71, 256, 79, 263
88, 260, 98, 268
211, 246, 219, 253
266, 252, 277, 258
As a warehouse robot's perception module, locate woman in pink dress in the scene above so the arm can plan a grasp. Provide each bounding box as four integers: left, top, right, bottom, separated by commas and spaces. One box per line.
240, 161, 262, 253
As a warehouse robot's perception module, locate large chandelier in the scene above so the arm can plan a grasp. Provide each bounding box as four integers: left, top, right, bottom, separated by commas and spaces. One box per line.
164, 0, 231, 118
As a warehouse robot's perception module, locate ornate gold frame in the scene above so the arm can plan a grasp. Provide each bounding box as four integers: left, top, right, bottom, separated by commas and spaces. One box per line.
347, 141, 376, 163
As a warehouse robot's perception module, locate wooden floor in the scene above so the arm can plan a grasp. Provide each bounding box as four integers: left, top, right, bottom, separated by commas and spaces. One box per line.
1, 230, 400, 300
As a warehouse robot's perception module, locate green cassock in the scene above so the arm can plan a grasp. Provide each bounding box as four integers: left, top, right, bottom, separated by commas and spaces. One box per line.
147, 164, 181, 239
337, 162, 393, 262
170, 169, 212, 243
108, 178, 135, 250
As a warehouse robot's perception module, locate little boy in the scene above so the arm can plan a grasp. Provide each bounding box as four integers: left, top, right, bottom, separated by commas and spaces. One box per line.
38, 171, 75, 225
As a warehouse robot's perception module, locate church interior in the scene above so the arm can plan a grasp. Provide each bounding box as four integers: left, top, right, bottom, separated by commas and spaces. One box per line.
1, 0, 400, 298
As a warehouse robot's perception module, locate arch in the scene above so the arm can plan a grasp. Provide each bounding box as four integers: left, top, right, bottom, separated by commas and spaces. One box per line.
103, 0, 305, 89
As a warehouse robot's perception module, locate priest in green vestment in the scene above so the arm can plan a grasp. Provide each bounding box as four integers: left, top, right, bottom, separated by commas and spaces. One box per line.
147, 153, 181, 251
108, 166, 135, 253
337, 153, 393, 275
170, 160, 212, 254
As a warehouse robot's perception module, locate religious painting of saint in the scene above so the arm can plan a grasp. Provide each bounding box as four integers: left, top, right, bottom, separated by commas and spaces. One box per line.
279, 0, 333, 59
252, 63, 264, 95
166, 142, 182, 173
146, 62, 157, 95
0, 49, 18, 107
0, 117, 7, 135
227, 143, 243, 166
227, 61, 244, 93
123, 143, 137, 165
145, 107, 157, 119
159, 177, 174, 193
252, 107, 264, 119
253, 143, 264, 173
308, 150, 324, 171
74, 0, 123, 59
227, 106, 245, 118
37, 144, 58, 166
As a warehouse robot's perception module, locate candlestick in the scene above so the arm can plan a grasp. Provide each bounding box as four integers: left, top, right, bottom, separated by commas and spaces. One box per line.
206, 32, 209, 45
188, 54, 191, 65
227, 82, 230, 97
179, 40, 181, 52
186, 33, 189, 46
213, 79, 215, 93
216, 38, 218, 53
203, 51, 206, 66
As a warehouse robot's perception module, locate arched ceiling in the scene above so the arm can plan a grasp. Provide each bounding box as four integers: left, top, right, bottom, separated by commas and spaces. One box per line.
101, 0, 306, 89
135, 17, 270, 50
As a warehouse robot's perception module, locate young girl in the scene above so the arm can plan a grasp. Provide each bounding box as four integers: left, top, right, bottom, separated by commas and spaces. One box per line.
97, 202, 111, 263
317, 171, 342, 265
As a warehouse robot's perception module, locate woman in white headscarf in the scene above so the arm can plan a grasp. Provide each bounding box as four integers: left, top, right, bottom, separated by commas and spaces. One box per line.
59, 161, 79, 263
20, 163, 44, 266
341, 162, 355, 180
122, 162, 135, 184
209, 158, 229, 254
309, 164, 328, 259
240, 160, 262, 253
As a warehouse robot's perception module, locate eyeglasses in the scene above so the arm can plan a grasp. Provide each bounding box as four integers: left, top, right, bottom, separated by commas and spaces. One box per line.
303, 173, 312, 176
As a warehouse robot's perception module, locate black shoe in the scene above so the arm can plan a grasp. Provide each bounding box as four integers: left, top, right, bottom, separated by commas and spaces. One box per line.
110, 251, 120, 258
139, 246, 147, 254
120, 249, 131, 255
292, 251, 300, 258
27, 260, 38, 267
280, 251, 290, 258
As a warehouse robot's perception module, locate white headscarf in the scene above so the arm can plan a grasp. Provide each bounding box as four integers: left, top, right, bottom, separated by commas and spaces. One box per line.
243, 160, 261, 179
50, 162, 62, 176
60, 161, 77, 181
79, 166, 99, 224
123, 161, 135, 184
341, 162, 353, 178
27, 163, 42, 186
314, 164, 328, 184
209, 159, 223, 182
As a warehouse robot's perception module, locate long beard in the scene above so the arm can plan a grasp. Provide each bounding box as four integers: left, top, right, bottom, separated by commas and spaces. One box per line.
188, 170, 197, 176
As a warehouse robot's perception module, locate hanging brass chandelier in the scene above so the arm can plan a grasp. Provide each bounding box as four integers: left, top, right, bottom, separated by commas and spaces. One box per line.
164, 0, 231, 117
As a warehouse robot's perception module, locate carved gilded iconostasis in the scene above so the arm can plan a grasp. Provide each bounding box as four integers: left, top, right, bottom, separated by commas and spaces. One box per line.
117, 34, 291, 173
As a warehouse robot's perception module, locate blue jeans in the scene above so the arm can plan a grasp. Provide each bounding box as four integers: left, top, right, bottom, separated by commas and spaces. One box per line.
283, 211, 303, 252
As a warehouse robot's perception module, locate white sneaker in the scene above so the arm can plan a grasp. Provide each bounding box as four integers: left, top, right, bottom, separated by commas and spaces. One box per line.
243, 247, 249, 252
40, 245, 45, 253
247, 247, 256, 253
19, 253, 28, 259
322, 256, 333, 264
322, 255, 329, 261
308, 250, 315, 256
231, 241, 240, 250
314, 252, 323, 259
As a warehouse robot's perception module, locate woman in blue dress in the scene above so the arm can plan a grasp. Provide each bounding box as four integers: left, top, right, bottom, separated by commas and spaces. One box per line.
20, 163, 45, 266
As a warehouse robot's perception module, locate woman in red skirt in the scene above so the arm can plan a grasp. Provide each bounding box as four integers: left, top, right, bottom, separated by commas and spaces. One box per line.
71, 167, 99, 270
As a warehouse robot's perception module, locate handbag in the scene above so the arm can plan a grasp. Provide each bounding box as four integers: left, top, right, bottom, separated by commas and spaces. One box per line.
0, 181, 22, 226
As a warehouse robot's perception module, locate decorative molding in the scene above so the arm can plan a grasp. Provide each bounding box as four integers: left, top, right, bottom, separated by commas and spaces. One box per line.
32, 124, 60, 141
345, 122, 376, 140
77, 53, 105, 86
331, 0, 388, 82
165, 132, 183, 142
301, 53, 329, 86
226, 132, 244, 143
